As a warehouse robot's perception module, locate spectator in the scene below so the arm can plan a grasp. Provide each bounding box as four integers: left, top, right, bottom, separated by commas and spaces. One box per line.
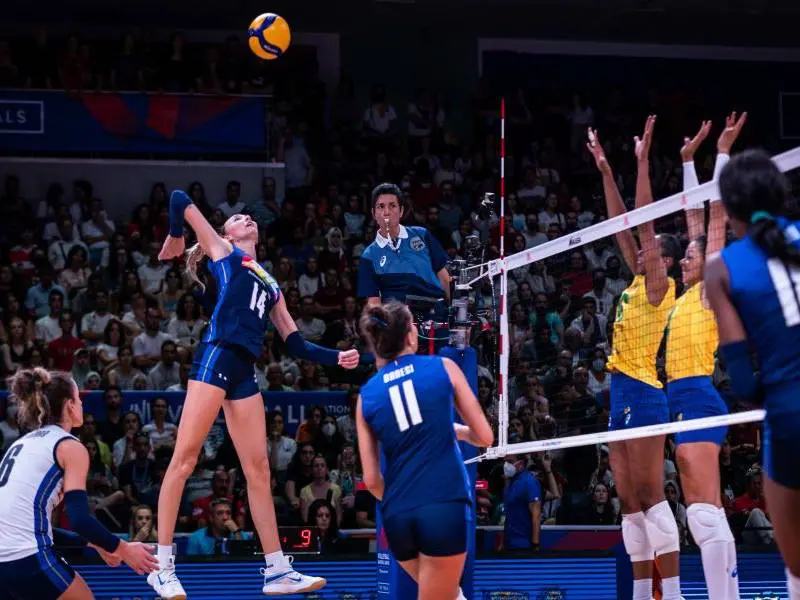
191, 470, 234, 528
156, 267, 184, 318
147, 340, 181, 390
296, 297, 326, 343
295, 405, 324, 443
583, 269, 615, 322
80, 290, 113, 345
585, 483, 618, 525
107, 345, 144, 390
186, 498, 252, 556
2, 316, 33, 373
118, 432, 159, 508
58, 246, 92, 298
308, 499, 341, 554
95, 386, 125, 445
141, 397, 177, 456
71, 347, 92, 388
267, 410, 297, 484
46, 310, 85, 371
217, 180, 245, 218
300, 454, 342, 526
137, 241, 169, 295
95, 318, 126, 369
112, 410, 143, 468
47, 215, 88, 272
731, 466, 773, 546
34, 289, 71, 343
285, 442, 316, 516
132, 307, 172, 370
166, 293, 206, 353
129, 505, 158, 543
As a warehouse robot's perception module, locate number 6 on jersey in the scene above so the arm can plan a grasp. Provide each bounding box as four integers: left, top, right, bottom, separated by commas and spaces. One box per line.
250, 282, 268, 319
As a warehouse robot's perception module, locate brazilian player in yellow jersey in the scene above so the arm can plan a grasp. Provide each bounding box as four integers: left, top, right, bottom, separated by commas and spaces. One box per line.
588, 117, 684, 600
665, 113, 747, 600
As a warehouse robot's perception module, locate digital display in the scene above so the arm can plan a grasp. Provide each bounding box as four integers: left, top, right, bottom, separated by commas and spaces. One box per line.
278, 527, 320, 553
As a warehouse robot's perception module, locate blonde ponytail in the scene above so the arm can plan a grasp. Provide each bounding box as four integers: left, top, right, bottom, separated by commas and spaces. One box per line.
185, 242, 208, 292
8, 368, 75, 431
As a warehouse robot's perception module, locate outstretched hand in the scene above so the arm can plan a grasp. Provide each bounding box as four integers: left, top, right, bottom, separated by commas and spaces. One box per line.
680, 120, 712, 162
586, 128, 611, 175
158, 235, 185, 261
338, 348, 360, 370
90, 544, 122, 567
634, 115, 656, 162
717, 111, 747, 154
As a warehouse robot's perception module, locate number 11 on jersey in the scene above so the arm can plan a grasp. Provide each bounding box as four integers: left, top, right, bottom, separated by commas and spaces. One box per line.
250, 281, 268, 319
389, 380, 423, 432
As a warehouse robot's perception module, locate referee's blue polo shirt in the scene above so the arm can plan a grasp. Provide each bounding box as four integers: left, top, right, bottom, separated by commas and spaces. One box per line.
357, 225, 448, 303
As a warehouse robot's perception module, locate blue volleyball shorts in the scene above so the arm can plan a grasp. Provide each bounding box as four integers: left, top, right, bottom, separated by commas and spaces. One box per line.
667, 376, 728, 446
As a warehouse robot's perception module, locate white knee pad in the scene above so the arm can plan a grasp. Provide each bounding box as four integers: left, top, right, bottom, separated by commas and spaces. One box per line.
622, 512, 654, 563
687, 503, 735, 547
645, 501, 680, 556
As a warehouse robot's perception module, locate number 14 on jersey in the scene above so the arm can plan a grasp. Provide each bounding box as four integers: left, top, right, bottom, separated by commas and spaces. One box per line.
250, 282, 268, 319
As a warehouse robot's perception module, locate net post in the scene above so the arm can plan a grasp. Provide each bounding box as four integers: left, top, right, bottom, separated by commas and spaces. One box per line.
497, 97, 509, 449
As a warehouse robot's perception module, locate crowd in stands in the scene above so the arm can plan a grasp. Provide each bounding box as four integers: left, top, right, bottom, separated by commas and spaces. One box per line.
0, 27, 782, 555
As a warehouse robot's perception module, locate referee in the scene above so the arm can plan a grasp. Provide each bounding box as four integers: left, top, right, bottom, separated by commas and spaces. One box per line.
357, 183, 451, 311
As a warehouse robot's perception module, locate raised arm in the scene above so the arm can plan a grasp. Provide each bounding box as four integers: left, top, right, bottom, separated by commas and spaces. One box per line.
159, 190, 232, 263
680, 120, 712, 243
634, 116, 669, 302
586, 128, 638, 273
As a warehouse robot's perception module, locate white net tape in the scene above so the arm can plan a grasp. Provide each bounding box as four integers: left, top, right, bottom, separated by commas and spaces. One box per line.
471, 145, 800, 463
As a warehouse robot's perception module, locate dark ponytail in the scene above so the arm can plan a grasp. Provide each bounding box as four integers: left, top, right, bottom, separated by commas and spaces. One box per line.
719, 149, 799, 266
751, 217, 800, 268
8, 368, 75, 430
360, 300, 413, 361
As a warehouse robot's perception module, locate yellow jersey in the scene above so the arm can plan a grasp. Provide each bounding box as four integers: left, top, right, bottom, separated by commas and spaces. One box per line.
665, 282, 718, 382
608, 275, 675, 388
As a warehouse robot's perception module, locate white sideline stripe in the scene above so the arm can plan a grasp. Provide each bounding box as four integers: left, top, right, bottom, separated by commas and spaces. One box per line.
503, 146, 800, 272
465, 409, 765, 463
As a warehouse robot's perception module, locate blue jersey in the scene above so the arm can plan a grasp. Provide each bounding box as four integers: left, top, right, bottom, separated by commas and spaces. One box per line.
721, 219, 800, 388
360, 354, 471, 519
357, 225, 448, 302
202, 245, 281, 358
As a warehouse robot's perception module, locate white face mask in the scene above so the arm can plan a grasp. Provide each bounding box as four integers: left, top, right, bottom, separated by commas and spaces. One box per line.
322, 423, 336, 438
592, 359, 606, 372
503, 462, 517, 479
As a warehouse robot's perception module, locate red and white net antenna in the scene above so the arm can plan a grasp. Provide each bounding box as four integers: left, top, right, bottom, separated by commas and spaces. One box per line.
497, 97, 510, 448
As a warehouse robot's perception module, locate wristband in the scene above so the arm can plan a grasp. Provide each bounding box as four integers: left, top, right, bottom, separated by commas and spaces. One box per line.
285, 331, 340, 366
169, 189, 193, 237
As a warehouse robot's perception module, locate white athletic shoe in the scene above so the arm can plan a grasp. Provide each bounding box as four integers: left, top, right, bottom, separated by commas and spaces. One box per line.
147, 555, 187, 600
261, 556, 326, 596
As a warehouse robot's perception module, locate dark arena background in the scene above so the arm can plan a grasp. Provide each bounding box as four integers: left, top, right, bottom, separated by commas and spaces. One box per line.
1, 0, 799, 598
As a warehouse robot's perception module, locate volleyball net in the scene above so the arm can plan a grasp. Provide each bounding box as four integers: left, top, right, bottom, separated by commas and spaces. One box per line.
470, 144, 800, 463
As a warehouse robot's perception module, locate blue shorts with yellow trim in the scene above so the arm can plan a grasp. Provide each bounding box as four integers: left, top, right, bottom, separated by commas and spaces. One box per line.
0, 548, 75, 600
609, 372, 669, 431
667, 376, 728, 446
190, 341, 259, 400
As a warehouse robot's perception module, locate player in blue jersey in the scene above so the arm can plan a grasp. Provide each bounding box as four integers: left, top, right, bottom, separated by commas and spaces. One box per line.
0, 368, 158, 600
705, 149, 800, 600
150, 190, 360, 599
358, 183, 451, 309
355, 300, 493, 600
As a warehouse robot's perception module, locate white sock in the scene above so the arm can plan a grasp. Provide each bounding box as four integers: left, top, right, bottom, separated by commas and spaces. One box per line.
632, 578, 652, 600
661, 575, 681, 600
157, 544, 173, 570
788, 568, 800, 600
265, 550, 288, 572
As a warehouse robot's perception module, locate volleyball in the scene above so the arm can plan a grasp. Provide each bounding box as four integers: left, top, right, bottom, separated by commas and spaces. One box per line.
248, 13, 291, 60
